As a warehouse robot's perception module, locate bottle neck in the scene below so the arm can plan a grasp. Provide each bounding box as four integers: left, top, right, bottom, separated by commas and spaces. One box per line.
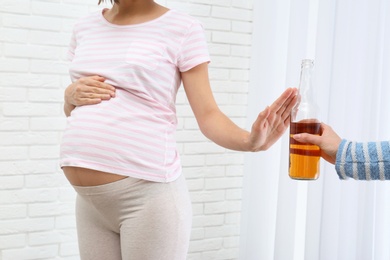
291, 59, 319, 122
299, 60, 314, 101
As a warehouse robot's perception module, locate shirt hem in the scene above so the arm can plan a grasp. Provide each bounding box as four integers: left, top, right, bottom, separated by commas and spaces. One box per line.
180, 57, 211, 72
60, 159, 181, 183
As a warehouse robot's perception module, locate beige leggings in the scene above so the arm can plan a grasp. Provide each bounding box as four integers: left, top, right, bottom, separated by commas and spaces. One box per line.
72, 174, 192, 260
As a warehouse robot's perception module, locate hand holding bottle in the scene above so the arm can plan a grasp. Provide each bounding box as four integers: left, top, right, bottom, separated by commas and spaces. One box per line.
293, 123, 342, 164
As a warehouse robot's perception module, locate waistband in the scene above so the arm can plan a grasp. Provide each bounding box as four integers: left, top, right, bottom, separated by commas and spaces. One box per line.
72, 176, 143, 195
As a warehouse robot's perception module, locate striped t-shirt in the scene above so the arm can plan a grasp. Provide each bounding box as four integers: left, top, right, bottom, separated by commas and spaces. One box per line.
60, 9, 210, 182
336, 139, 390, 180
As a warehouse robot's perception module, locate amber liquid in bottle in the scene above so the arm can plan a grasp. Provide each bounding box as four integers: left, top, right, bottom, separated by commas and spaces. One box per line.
289, 121, 321, 180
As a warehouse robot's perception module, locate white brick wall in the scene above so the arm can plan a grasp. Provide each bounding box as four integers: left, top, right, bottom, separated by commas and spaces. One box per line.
0, 0, 253, 259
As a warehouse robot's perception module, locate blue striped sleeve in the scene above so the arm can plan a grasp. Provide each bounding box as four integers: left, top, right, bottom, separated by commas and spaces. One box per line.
336, 139, 390, 180
380, 141, 390, 180
335, 139, 350, 179
355, 142, 367, 180
367, 142, 379, 180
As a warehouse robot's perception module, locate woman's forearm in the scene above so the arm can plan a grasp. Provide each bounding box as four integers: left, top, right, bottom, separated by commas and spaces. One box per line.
197, 109, 252, 152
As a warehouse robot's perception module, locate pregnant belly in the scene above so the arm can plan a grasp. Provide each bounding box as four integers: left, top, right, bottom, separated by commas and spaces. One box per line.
62, 166, 128, 186
60, 90, 179, 182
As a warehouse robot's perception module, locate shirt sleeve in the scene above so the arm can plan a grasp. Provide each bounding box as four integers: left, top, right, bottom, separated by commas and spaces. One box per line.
335, 139, 390, 180
67, 27, 77, 62
176, 20, 211, 72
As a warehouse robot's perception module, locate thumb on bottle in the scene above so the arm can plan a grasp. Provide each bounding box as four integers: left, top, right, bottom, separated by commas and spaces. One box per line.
293, 133, 318, 145
293, 134, 303, 140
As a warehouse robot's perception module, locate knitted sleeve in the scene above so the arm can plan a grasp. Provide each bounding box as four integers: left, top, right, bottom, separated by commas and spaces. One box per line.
335, 139, 390, 180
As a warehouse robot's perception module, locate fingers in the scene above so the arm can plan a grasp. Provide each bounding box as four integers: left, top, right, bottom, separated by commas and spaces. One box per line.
269, 88, 297, 112
95, 80, 116, 95
87, 86, 115, 97
254, 88, 298, 130
258, 106, 270, 126
320, 122, 331, 133
282, 94, 298, 123
77, 97, 103, 105
80, 77, 116, 95
250, 89, 298, 151
82, 91, 111, 101
66, 76, 116, 107
268, 88, 298, 124
251, 106, 270, 133
293, 133, 321, 146
89, 75, 105, 82
261, 88, 297, 129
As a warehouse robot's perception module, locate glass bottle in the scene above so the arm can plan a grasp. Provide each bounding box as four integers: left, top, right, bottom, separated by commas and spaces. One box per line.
289, 59, 321, 180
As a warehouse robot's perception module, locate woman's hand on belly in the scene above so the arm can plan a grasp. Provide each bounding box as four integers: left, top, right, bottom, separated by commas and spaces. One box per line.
64, 75, 116, 116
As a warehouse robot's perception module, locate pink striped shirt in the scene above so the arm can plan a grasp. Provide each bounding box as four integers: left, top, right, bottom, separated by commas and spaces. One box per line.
60, 9, 210, 182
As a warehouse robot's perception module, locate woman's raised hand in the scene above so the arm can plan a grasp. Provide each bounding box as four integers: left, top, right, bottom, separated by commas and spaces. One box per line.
248, 88, 298, 151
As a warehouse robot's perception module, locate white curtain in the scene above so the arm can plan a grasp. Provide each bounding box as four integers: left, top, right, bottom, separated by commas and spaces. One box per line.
240, 0, 390, 259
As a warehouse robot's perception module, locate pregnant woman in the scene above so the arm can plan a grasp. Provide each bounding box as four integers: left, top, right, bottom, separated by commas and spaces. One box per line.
60, 0, 298, 259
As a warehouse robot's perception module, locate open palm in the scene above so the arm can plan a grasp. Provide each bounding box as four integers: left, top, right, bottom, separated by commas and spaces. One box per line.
248, 88, 298, 151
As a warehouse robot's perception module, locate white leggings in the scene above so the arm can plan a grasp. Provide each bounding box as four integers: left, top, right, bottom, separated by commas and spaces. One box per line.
72, 174, 192, 260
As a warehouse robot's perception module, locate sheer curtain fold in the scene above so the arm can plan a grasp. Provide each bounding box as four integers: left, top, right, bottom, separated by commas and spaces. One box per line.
240, 0, 390, 259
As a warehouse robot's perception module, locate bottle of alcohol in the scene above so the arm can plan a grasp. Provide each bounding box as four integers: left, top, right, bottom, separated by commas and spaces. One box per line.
289, 59, 321, 180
